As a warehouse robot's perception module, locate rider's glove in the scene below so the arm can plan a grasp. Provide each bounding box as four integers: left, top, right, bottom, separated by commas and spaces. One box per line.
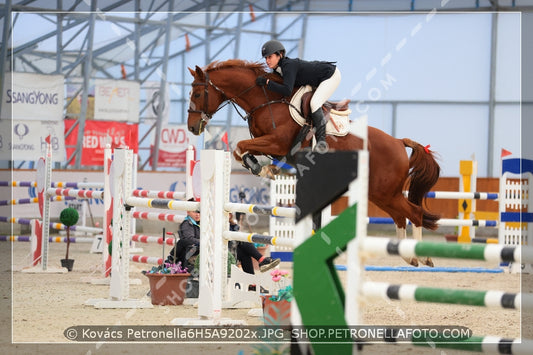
256, 76, 268, 86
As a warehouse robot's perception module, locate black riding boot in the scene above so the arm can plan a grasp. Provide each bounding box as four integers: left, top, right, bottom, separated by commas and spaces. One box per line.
310, 108, 328, 151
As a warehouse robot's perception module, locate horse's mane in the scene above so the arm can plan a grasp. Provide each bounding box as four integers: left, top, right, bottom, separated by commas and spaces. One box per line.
204, 59, 269, 77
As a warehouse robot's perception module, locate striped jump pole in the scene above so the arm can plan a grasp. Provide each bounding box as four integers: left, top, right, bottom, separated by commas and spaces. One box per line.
0, 196, 76, 205
221, 231, 295, 248
362, 237, 533, 264
362, 281, 532, 310
46, 188, 103, 200
335, 265, 504, 273
131, 234, 176, 246
0, 216, 32, 225
132, 189, 186, 200
472, 237, 499, 244
0, 181, 37, 187
401, 334, 532, 355
366, 217, 498, 228
438, 218, 498, 227
48, 223, 102, 234
425, 191, 499, 200
125, 196, 199, 212
0, 181, 104, 188
0, 235, 31, 242
50, 181, 104, 189
224, 202, 296, 218
48, 236, 94, 243
0, 235, 93, 243
130, 254, 163, 265
132, 211, 185, 223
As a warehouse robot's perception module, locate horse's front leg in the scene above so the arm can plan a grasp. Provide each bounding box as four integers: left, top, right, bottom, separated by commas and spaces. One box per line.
233, 136, 290, 179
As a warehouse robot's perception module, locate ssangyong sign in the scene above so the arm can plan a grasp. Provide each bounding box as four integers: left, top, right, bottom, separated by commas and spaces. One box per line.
2, 72, 64, 121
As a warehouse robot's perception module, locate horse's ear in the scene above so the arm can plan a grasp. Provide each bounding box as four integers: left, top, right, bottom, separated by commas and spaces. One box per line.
194, 65, 205, 80
188, 67, 196, 77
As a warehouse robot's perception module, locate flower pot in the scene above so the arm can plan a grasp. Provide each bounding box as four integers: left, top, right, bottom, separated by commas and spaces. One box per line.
60, 258, 75, 272
261, 295, 291, 326
145, 273, 191, 305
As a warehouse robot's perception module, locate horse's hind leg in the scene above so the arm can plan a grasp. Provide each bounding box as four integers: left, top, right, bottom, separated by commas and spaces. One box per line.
413, 226, 434, 266
377, 196, 428, 267
396, 226, 419, 267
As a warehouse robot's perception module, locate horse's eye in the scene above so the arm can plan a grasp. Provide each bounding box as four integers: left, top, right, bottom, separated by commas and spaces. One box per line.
194, 93, 201, 98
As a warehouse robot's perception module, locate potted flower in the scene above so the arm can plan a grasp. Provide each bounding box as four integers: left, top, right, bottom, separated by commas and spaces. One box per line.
144, 262, 191, 305
261, 269, 292, 325
59, 207, 79, 271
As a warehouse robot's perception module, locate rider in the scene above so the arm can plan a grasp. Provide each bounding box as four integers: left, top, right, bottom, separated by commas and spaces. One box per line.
256, 39, 341, 151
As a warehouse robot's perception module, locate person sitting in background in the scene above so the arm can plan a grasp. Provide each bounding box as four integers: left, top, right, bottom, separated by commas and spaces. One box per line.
166, 202, 280, 273
229, 212, 280, 274
166, 200, 200, 271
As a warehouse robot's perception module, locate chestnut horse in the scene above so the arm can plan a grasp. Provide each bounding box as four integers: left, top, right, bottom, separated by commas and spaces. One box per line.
187, 59, 440, 266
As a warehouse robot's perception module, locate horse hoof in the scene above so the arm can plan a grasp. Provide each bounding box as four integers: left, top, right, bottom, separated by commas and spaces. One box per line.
402, 257, 418, 267
258, 166, 276, 180
268, 164, 281, 176
258, 165, 281, 179
423, 258, 434, 267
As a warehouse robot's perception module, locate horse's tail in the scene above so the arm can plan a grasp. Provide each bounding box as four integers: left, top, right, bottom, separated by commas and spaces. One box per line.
402, 138, 441, 230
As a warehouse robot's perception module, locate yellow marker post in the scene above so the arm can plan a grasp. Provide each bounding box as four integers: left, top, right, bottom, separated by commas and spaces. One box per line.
457, 160, 477, 243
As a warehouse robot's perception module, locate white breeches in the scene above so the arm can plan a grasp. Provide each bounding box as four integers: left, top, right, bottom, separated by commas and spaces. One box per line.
310, 67, 341, 112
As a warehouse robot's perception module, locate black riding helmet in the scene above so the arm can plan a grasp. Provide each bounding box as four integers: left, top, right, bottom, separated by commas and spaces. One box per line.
261, 40, 285, 58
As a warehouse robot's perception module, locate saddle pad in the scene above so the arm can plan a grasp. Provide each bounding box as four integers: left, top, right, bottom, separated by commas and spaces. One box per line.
289, 85, 351, 137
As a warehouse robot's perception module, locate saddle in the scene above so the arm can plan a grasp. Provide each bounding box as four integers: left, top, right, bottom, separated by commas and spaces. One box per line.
300, 91, 350, 120
289, 85, 352, 137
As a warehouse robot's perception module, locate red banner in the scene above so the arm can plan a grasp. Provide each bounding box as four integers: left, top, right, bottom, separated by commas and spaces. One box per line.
150, 145, 191, 168
64, 119, 138, 166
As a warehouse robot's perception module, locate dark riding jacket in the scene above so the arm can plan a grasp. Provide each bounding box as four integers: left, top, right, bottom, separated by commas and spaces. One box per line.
179, 216, 200, 243
266, 57, 336, 97
166, 216, 199, 266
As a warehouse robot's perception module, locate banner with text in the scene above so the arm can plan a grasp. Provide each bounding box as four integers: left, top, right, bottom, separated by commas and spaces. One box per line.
64, 119, 138, 166
0, 119, 66, 161
94, 79, 140, 122
1, 72, 64, 121
150, 124, 195, 168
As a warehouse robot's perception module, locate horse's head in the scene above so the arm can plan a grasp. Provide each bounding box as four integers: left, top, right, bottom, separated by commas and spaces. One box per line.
187, 65, 226, 135
187, 60, 277, 135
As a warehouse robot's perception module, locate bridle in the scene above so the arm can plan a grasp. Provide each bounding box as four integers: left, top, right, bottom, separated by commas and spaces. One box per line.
187, 68, 299, 132
187, 70, 256, 130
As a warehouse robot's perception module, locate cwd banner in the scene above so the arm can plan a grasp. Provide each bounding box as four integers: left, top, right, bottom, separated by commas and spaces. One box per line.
150, 124, 196, 168
64, 119, 138, 166
0, 119, 66, 161
1, 72, 64, 121
94, 79, 140, 122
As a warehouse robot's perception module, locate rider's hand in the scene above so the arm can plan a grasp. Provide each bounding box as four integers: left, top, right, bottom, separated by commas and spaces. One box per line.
256, 76, 268, 86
